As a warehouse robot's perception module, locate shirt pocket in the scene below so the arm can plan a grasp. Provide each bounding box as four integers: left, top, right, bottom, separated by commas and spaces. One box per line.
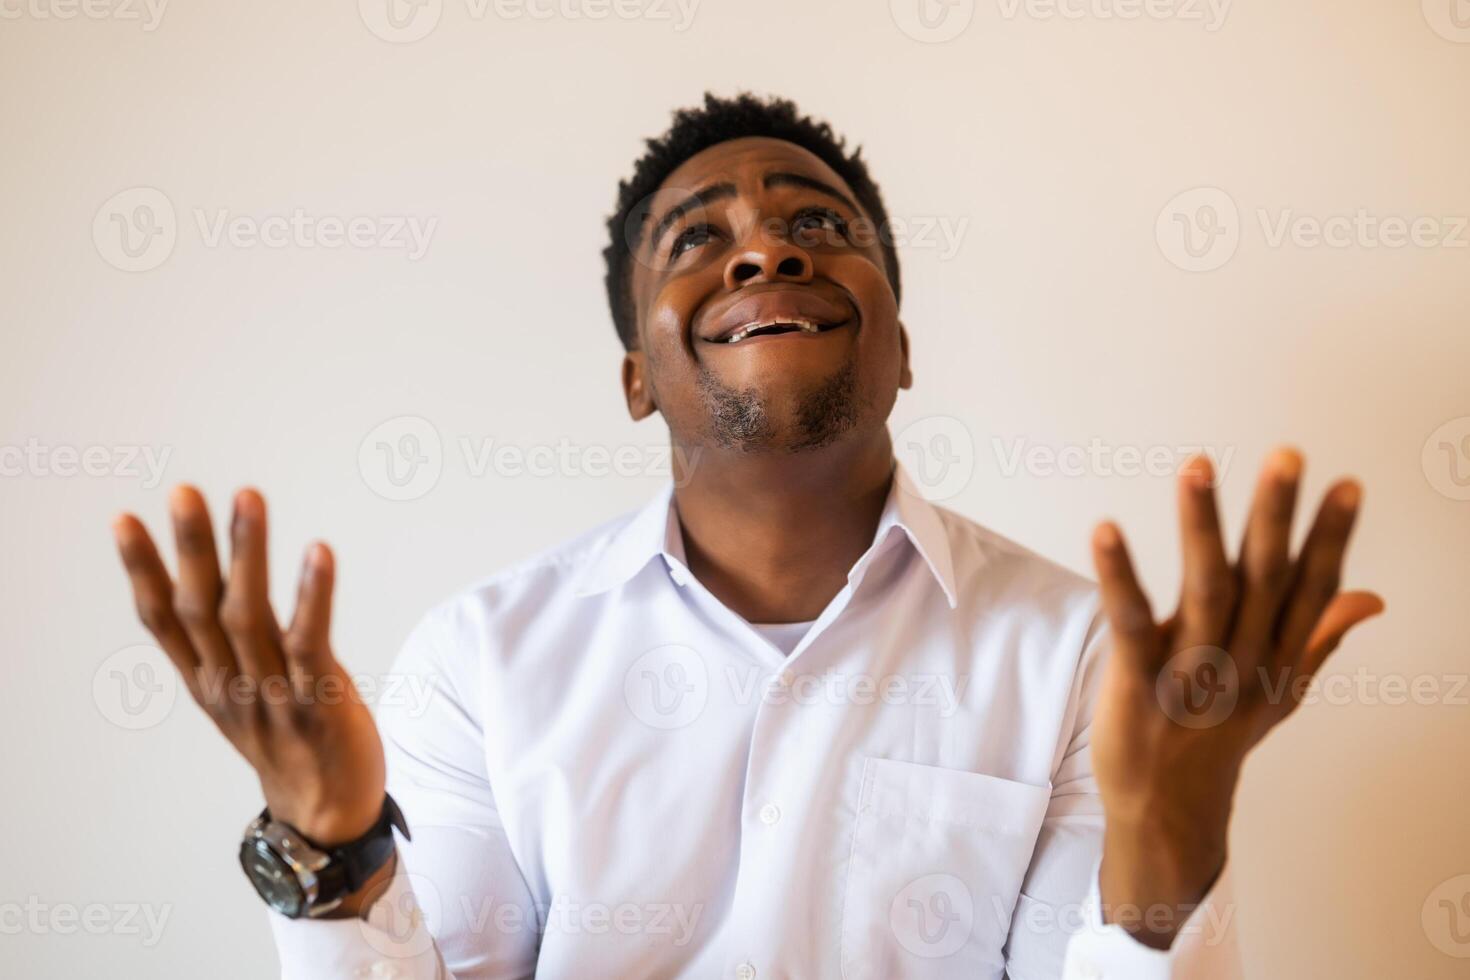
839, 757, 1052, 980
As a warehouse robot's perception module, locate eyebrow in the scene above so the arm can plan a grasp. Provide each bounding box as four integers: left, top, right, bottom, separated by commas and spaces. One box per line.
761, 171, 861, 216
645, 171, 863, 252
648, 181, 737, 249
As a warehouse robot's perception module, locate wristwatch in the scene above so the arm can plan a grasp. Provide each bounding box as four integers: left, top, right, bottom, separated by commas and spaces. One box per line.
238, 795, 411, 919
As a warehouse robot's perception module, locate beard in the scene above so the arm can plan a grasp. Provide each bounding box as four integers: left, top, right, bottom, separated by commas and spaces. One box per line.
696, 359, 862, 453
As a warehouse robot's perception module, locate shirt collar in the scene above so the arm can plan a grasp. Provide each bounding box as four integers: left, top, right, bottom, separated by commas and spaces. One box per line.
571, 462, 959, 609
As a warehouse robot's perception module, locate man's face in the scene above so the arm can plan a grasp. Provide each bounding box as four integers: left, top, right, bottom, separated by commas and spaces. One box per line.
623, 137, 910, 453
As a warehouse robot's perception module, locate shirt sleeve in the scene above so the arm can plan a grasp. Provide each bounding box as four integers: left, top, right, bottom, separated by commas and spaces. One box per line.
269, 605, 542, 980
1002, 607, 1245, 980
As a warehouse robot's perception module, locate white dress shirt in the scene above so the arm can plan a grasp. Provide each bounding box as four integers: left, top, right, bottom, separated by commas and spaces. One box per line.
270, 466, 1242, 979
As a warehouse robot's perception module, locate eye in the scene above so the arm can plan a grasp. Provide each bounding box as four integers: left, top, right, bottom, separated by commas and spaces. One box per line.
791, 207, 849, 246
669, 223, 719, 259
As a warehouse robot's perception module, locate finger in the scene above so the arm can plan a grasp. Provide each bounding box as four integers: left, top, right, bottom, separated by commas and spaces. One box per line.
1174, 455, 1236, 651
219, 488, 286, 678
167, 485, 238, 682
1091, 521, 1162, 672
1299, 590, 1384, 678
112, 513, 202, 697
284, 541, 336, 682
1229, 448, 1302, 658
1273, 479, 1362, 667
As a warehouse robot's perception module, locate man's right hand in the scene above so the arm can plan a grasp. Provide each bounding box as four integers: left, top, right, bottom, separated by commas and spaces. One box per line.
111, 486, 386, 849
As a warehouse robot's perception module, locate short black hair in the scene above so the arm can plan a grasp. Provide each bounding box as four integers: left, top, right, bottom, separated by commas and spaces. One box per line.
603, 92, 901, 351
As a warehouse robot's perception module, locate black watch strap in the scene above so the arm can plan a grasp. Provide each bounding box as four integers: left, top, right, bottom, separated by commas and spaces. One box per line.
264, 795, 412, 895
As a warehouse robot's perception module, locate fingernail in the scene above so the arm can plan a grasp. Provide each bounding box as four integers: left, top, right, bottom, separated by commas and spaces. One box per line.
1272, 448, 1303, 483
1181, 456, 1214, 487
1338, 481, 1362, 510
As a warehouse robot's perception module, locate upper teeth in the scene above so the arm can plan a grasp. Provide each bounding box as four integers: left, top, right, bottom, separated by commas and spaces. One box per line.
725, 318, 822, 344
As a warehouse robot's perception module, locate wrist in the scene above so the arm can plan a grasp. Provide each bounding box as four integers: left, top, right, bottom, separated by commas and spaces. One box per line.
1099, 824, 1226, 950
317, 849, 397, 919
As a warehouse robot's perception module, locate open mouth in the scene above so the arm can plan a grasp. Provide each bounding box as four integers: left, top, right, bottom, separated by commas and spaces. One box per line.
713, 317, 848, 345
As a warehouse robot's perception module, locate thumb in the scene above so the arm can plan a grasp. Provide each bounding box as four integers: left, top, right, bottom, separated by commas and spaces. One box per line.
1301, 590, 1385, 675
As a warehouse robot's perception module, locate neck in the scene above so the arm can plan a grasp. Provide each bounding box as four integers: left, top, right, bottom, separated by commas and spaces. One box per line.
671, 428, 896, 624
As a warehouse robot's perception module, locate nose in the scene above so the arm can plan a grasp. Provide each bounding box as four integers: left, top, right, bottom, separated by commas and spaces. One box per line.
722, 226, 813, 290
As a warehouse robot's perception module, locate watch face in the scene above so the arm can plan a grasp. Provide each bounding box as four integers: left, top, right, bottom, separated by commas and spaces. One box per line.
239, 838, 306, 918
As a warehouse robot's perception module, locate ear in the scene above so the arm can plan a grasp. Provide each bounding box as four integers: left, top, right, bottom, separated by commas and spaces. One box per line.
897, 320, 914, 390
621, 350, 657, 421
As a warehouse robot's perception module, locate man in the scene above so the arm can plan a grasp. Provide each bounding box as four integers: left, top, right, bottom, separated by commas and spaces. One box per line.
111, 93, 1383, 978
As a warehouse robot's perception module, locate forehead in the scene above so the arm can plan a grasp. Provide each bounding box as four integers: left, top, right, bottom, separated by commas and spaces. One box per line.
657, 136, 861, 208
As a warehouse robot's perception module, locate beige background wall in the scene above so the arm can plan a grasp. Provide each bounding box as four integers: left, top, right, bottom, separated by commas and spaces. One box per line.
2, 1, 1467, 976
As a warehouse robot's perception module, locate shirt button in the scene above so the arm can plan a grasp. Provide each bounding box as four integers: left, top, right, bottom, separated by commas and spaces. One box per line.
776, 669, 795, 687
735, 964, 756, 980
758, 803, 781, 826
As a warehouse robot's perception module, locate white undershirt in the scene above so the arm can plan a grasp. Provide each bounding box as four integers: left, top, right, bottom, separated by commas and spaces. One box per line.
750, 619, 816, 656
